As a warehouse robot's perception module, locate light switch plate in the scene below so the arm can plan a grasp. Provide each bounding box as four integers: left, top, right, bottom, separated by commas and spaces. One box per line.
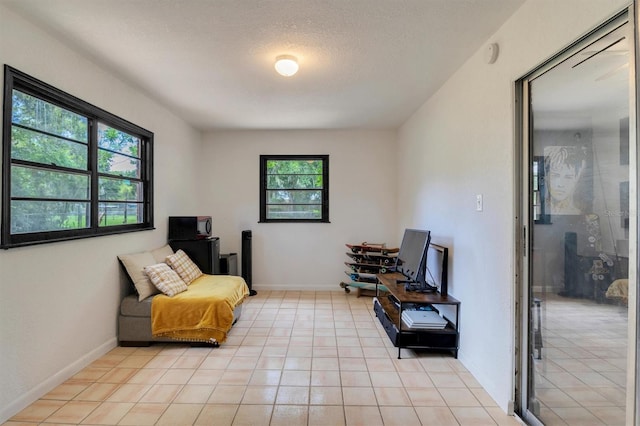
476, 194, 483, 211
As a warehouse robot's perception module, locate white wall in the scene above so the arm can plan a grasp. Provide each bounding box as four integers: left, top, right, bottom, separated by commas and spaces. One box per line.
201, 130, 397, 290
1, 0, 632, 421
0, 6, 203, 422
396, 0, 630, 412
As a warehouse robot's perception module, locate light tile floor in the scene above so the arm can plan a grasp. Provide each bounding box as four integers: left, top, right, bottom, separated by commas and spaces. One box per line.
533, 293, 628, 425
5, 290, 522, 425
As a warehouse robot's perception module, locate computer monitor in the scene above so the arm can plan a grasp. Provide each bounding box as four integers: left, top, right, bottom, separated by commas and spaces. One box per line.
396, 228, 433, 292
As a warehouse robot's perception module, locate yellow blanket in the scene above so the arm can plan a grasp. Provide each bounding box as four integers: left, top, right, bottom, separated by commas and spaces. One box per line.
151, 274, 249, 343
606, 278, 628, 305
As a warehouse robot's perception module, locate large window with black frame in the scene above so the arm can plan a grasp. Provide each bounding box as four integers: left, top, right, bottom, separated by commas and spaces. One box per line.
260, 155, 329, 223
2, 66, 153, 248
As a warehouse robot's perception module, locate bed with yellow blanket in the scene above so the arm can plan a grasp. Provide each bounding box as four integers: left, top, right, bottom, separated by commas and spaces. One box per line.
151, 274, 249, 343
118, 274, 249, 346
605, 278, 629, 306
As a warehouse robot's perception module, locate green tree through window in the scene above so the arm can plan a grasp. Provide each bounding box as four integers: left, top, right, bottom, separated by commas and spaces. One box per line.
2, 66, 153, 248
260, 155, 329, 222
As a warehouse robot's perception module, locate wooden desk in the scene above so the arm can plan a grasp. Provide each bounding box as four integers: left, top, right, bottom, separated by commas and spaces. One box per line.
375, 273, 460, 358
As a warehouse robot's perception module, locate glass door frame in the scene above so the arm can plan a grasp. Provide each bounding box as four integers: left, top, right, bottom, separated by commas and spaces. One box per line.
514, 5, 638, 425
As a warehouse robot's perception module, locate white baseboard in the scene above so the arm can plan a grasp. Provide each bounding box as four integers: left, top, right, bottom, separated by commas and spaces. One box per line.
0, 338, 117, 424
253, 284, 339, 292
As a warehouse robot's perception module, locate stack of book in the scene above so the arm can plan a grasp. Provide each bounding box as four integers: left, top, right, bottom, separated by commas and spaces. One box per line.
402, 310, 448, 329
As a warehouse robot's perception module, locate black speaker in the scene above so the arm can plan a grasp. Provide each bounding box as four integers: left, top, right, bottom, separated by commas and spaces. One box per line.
562, 232, 578, 297
242, 230, 256, 296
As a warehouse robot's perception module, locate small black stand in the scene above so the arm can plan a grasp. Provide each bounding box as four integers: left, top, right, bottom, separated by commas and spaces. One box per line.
242, 230, 257, 296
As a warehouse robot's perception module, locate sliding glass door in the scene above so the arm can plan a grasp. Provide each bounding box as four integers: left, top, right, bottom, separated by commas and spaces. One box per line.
517, 8, 637, 425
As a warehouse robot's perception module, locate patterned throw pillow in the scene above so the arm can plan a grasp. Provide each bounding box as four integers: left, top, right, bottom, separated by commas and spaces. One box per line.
144, 263, 188, 297
166, 249, 203, 284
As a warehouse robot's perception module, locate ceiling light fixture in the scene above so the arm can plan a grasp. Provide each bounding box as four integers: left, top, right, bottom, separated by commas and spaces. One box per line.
274, 55, 299, 77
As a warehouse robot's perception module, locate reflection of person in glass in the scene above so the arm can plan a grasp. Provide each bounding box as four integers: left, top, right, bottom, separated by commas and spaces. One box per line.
544, 146, 585, 215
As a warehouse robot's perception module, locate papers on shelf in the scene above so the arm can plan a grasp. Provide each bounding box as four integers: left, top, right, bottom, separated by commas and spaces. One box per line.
402, 310, 448, 329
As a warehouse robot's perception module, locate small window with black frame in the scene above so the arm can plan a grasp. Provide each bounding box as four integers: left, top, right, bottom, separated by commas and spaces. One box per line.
260, 155, 329, 223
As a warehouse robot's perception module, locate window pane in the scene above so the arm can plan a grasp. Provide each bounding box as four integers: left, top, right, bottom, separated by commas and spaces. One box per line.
267, 204, 322, 219
99, 177, 142, 201
267, 174, 323, 189
12, 90, 88, 142
98, 123, 141, 157
11, 200, 89, 233
11, 166, 90, 200
267, 159, 323, 175
3, 68, 153, 247
267, 190, 322, 204
260, 155, 328, 222
11, 126, 88, 170
98, 202, 144, 226
98, 149, 141, 178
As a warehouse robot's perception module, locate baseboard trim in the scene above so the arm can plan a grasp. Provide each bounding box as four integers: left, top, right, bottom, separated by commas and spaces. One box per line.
0, 337, 117, 424
253, 284, 340, 291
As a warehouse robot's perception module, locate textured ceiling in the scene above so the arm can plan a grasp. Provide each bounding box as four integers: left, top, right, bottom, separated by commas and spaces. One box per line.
3, 0, 525, 130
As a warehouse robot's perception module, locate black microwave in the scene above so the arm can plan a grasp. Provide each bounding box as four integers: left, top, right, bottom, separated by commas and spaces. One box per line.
168, 216, 212, 240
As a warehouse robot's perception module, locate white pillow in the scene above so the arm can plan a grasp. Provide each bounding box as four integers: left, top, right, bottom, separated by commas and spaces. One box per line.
151, 244, 174, 263
144, 263, 188, 297
118, 251, 161, 301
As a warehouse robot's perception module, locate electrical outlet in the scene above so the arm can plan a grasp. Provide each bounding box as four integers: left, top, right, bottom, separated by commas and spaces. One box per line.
476, 194, 483, 212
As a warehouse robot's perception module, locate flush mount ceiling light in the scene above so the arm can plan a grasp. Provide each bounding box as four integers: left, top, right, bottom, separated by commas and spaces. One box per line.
274, 54, 299, 77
